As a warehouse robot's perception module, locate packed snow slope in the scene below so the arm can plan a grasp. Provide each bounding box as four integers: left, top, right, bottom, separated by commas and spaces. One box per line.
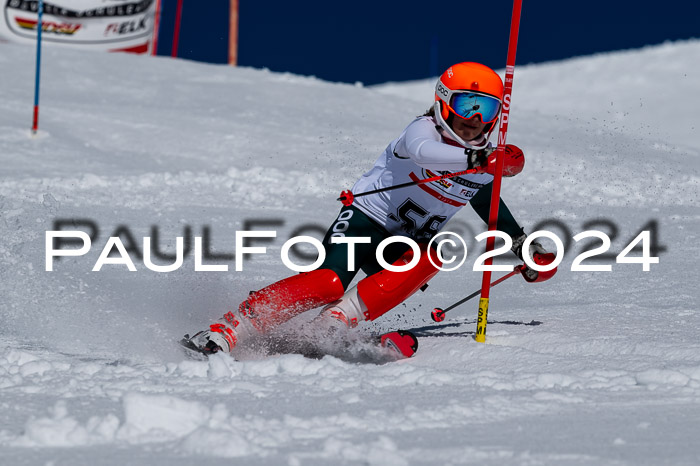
1, 40, 699, 465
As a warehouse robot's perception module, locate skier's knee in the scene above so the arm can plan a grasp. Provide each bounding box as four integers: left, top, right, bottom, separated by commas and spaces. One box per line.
357, 244, 441, 321
238, 268, 344, 333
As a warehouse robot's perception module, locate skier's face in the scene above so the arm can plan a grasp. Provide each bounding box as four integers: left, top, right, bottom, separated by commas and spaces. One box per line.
451, 113, 486, 141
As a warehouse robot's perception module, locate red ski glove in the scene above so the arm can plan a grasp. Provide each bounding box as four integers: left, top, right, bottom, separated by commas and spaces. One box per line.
466, 144, 525, 177
489, 144, 525, 177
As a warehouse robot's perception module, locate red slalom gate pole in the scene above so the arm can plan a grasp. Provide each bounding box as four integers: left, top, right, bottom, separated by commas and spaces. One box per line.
228, 0, 239, 66
31, 0, 44, 136
151, 0, 162, 56
475, 0, 523, 343
171, 0, 183, 58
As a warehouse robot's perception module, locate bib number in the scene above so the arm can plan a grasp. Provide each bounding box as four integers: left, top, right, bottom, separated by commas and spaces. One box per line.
397, 199, 446, 240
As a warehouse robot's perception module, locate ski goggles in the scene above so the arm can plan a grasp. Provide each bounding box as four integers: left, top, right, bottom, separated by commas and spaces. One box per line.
450, 92, 501, 123
437, 80, 501, 123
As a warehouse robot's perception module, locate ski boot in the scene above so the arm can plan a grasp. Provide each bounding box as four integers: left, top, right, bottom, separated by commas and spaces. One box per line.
180, 312, 240, 355
313, 287, 419, 359
310, 285, 366, 335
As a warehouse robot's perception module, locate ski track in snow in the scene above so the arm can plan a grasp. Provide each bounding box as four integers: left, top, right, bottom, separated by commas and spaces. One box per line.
1, 41, 700, 464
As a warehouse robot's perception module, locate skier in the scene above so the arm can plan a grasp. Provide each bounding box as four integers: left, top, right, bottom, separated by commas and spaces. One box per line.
185, 62, 555, 358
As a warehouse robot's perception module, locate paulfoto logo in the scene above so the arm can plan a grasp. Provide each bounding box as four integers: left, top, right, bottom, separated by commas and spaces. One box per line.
44, 220, 662, 274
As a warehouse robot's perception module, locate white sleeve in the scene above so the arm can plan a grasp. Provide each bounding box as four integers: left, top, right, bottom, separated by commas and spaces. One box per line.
395, 118, 469, 171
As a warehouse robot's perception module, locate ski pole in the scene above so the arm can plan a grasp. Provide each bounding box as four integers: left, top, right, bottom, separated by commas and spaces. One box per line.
338, 167, 481, 206
337, 145, 526, 206
431, 266, 522, 322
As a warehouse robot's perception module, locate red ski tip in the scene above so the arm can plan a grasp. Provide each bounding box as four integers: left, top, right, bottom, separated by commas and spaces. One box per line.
381, 330, 418, 358
338, 189, 354, 206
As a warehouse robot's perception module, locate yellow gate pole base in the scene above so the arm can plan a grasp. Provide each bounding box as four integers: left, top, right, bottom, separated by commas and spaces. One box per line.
475, 297, 489, 343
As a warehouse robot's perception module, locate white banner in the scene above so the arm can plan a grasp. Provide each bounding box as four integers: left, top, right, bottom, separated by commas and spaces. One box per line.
0, 0, 156, 53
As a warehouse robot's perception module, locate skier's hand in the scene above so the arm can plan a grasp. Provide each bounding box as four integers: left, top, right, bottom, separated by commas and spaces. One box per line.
466, 145, 524, 177
512, 233, 557, 282
465, 147, 494, 170
511, 233, 546, 260
520, 253, 557, 282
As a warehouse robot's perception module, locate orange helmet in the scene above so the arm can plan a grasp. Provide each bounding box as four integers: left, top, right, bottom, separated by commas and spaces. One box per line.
433, 62, 504, 148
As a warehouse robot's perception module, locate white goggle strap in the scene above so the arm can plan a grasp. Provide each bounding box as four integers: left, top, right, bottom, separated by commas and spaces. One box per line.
435, 78, 452, 105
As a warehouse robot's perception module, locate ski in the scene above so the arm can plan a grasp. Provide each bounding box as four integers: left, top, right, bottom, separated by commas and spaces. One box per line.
178, 330, 419, 361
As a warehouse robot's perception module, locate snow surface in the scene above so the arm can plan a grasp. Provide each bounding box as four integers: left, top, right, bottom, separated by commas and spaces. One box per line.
1, 40, 700, 464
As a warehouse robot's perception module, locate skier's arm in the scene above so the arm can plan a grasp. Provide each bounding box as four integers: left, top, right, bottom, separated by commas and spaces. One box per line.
469, 182, 524, 239
397, 119, 470, 171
